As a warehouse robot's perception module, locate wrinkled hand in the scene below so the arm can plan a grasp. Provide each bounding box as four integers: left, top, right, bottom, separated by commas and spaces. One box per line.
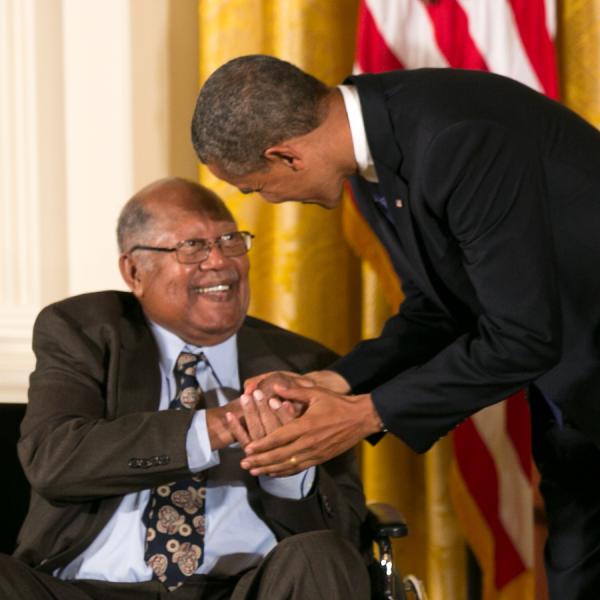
239, 385, 383, 477
226, 389, 296, 448
244, 370, 317, 397
255, 372, 308, 417
206, 398, 244, 450
244, 369, 351, 416
302, 370, 352, 394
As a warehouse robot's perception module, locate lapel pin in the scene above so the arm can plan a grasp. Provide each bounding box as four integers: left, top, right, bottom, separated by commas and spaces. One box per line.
395, 198, 404, 208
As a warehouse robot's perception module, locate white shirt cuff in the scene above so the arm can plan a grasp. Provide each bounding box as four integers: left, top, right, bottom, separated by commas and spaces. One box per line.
185, 410, 220, 472
258, 467, 316, 499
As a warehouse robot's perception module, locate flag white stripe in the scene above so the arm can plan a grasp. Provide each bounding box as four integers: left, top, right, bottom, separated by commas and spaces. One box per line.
365, 0, 449, 69
472, 404, 534, 568
456, 0, 543, 92
545, 0, 557, 38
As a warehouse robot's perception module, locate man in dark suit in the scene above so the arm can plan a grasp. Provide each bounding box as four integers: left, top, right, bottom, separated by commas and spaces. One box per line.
191, 55, 600, 599
0, 177, 369, 599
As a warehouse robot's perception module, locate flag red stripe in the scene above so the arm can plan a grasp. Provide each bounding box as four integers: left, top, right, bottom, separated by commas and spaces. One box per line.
506, 0, 559, 98
454, 419, 527, 587
425, 0, 488, 70
505, 390, 532, 479
356, 0, 405, 73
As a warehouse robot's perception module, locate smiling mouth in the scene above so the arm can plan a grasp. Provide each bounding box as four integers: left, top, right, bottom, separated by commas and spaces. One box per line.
193, 283, 233, 294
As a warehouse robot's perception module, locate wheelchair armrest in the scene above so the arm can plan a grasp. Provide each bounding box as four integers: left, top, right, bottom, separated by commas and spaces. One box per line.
367, 502, 408, 540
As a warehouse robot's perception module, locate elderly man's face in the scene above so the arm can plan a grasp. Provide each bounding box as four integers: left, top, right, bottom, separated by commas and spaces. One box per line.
127, 209, 250, 347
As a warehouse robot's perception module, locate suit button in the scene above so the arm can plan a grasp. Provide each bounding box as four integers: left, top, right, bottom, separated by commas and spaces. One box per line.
321, 494, 333, 516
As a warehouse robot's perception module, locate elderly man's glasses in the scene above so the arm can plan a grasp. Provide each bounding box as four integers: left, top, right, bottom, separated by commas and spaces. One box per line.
129, 231, 254, 264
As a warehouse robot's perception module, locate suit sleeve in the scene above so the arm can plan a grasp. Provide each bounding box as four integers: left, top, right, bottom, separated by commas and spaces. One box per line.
329, 277, 461, 393
336, 121, 562, 452
19, 304, 195, 503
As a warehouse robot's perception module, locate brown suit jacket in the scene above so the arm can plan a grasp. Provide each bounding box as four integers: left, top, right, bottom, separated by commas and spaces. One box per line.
15, 291, 366, 572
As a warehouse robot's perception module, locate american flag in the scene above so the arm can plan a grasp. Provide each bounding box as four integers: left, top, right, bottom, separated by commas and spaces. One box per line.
352, 1, 558, 598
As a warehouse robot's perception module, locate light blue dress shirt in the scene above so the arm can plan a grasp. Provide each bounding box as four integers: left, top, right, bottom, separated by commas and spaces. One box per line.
55, 322, 315, 581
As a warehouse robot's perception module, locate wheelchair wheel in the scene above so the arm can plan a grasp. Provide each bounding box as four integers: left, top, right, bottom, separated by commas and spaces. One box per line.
403, 574, 428, 600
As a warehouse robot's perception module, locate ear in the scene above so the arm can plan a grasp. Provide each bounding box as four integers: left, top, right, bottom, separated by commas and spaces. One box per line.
119, 254, 145, 297
263, 144, 305, 171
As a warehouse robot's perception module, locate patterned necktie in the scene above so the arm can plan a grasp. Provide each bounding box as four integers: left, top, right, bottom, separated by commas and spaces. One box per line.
143, 351, 208, 590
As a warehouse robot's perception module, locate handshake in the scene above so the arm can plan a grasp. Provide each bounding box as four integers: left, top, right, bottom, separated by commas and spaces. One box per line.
208, 368, 375, 478
225, 372, 314, 451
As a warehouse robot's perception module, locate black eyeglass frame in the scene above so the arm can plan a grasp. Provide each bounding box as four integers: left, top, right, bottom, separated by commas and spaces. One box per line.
128, 231, 255, 264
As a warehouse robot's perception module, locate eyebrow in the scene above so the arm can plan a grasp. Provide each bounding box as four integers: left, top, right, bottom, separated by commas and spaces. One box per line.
239, 187, 263, 195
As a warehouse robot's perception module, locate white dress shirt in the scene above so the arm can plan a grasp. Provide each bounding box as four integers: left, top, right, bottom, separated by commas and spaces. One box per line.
338, 84, 379, 183
56, 322, 314, 581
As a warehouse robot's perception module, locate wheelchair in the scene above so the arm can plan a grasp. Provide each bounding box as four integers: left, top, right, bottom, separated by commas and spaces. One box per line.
367, 502, 428, 600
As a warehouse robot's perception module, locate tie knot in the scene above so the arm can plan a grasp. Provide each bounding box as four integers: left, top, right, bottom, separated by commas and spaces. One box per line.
175, 351, 204, 375
172, 351, 205, 410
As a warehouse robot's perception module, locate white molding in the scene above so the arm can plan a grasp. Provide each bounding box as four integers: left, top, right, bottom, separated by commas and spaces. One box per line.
0, 307, 37, 339
0, 307, 35, 404
0, 0, 63, 403
0, 349, 33, 404
0, 0, 41, 307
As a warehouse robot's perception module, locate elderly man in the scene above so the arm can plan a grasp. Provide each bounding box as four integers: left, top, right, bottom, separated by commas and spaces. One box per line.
0, 178, 369, 600
192, 55, 600, 599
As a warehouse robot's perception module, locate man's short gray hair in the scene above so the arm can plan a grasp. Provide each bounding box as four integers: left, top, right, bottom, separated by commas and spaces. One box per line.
116, 177, 235, 254
117, 197, 154, 254
191, 54, 330, 177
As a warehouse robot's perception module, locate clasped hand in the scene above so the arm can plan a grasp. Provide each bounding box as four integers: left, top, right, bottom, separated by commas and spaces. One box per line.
225, 370, 382, 477
225, 372, 301, 450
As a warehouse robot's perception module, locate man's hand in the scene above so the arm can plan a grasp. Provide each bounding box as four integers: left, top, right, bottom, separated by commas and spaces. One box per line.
303, 370, 352, 394
239, 386, 383, 477
206, 399, 245, 450
244, 369, 351, 397
225, 390, 296, 448
244, 370, 315, 397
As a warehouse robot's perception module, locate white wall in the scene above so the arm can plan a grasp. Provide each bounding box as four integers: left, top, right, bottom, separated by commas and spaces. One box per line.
0, 0, 198, 402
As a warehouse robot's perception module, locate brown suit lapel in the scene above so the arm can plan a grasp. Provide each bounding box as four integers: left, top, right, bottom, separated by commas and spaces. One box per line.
237, 320, 293, 386
116, 300, 161, 416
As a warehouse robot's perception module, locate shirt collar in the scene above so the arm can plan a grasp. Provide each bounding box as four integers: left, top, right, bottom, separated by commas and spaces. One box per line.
337, 84, 379, 183
149, 320, 239, 390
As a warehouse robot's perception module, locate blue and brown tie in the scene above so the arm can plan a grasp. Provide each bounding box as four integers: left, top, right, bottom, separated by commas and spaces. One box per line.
143, 351, 208, 590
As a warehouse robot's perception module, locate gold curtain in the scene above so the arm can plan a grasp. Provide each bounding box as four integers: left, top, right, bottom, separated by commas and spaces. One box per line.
558, 0, 600, 127
197, 2, 465, 598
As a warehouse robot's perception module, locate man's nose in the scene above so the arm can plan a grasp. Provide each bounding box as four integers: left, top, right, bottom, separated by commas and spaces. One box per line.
199, 242, 227, 268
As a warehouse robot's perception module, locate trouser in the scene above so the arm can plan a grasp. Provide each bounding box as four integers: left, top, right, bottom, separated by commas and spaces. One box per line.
529, 385, 600, 600
0, 530, 370, 600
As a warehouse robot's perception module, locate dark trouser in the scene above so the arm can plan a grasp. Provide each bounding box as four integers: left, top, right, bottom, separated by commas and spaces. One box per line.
529, 385, 600, 600
0, 531, 370, 600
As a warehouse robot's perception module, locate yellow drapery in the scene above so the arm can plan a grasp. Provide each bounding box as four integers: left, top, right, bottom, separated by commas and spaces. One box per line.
197, 2, 465, 598
558, 0, 600, 128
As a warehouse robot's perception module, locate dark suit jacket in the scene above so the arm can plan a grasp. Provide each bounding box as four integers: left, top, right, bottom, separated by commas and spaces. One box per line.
330, 68, 600, 452
15, 291, 366, 572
